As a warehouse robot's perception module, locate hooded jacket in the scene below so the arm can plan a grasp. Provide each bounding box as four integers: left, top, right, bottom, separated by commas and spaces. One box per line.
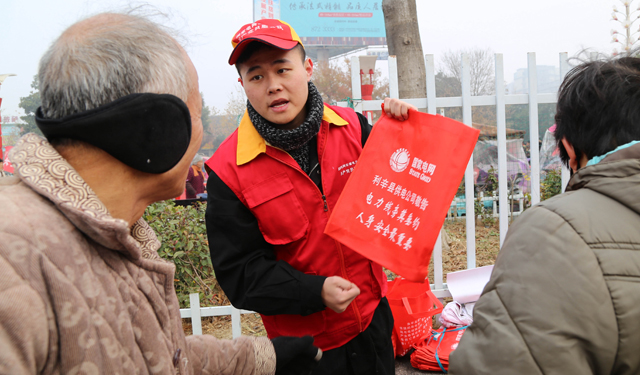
449, 143, 640, 374
0, 134, 275, 375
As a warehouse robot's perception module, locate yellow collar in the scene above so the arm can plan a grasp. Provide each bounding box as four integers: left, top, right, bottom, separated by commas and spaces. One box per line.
236, 105, 348, 165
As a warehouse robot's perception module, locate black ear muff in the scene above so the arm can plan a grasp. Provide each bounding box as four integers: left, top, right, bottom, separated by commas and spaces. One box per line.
36, 93, 192, 174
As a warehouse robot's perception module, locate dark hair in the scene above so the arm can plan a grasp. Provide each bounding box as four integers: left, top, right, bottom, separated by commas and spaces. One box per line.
554, 56, 640, 168
235, 42, 306, 76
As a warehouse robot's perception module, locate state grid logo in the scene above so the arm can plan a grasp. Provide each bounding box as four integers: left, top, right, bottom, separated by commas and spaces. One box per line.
389, 148, 410, 172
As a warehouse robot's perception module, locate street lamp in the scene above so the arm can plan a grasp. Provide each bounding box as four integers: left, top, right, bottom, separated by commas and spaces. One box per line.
611, 0, 640, 54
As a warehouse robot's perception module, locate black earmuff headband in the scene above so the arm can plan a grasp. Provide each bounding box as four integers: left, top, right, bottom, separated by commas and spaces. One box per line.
35, 93, 192, 174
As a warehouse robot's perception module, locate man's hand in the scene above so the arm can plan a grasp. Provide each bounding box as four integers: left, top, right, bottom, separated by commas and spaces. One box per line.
383, 98, 418, 121
321, 276, 360, 313
272, 335, 321, 375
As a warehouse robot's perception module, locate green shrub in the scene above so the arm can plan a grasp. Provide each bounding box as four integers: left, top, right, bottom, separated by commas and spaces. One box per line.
541, 169, 562, 201
484, 166, 498, 194
145, 201, 222, 308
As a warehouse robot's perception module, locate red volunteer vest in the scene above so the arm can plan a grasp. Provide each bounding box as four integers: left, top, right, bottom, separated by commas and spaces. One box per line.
208, 104, 388, 350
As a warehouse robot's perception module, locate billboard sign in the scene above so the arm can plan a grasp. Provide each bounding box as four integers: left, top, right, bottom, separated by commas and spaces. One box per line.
255, 0, 385, 39
254, 0, 281, 21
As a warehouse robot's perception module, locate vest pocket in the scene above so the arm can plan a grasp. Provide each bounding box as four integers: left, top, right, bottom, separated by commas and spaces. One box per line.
243, 173, 310, 245
271, 310, 326, 337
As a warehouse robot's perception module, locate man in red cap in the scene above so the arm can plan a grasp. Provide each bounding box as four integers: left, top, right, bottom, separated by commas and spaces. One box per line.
206, 18, 415, 375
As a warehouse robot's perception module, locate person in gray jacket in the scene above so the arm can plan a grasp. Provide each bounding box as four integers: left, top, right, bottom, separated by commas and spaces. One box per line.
449, 55, 640, 374
0, 11, 318, 375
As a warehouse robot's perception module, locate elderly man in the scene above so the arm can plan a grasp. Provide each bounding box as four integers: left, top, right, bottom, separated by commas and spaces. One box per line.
0, 12, 317, 375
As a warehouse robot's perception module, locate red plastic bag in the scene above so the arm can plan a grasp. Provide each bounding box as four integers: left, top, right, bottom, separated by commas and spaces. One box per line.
410, 325, 468, 372
325, 110, 479, 281
387, 277, 443, 357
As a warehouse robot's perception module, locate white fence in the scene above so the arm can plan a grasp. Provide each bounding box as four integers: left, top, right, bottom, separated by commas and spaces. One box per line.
447, 192, 526, 219
180, 293, 254, 337
183, 52, 572, 338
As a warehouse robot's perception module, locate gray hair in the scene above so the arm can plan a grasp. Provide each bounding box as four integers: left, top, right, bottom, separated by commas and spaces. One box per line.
38, 12, 190, 119
191, 154, 203, 165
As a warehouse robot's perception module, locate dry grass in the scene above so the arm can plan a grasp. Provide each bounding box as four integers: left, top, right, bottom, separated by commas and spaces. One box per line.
434, 218, 501, 278
181, 277, 268, 337
183, 218, 502, 337
183, 313, 267, 338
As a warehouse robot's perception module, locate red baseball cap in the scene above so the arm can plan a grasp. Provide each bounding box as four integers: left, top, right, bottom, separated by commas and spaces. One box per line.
229, 19, 303, 65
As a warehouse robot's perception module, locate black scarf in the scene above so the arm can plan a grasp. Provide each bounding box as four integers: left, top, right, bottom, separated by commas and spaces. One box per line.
248, 81, 324, 173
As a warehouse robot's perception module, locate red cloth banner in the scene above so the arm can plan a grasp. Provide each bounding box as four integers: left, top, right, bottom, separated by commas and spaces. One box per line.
325, 110, 479, 281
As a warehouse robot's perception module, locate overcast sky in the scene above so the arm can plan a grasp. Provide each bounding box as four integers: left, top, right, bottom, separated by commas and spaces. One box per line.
0, 0, 617, 119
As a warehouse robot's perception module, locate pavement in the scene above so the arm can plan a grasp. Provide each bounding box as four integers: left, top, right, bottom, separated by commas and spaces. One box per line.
395, 355, 445, 375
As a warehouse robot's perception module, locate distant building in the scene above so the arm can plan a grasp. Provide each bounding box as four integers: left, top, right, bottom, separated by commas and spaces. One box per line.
508, 65, 561, 94
1, 121, 21, 153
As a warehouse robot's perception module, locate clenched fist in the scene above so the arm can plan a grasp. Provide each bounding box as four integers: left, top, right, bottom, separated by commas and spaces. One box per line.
321, 276, 360, 313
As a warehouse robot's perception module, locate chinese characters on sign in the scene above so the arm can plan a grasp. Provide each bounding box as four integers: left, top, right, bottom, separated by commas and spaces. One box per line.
2, 116, 19, 123
407, 156, 436, 183
324, 110, 480, 282
280, 0, 385, 38
259, 0, 275, 19
353, 155, 438, 252
338, 159, 357, 176
287, 1, 379, 11
254, 0, 281, 20
354, 169, 434, 252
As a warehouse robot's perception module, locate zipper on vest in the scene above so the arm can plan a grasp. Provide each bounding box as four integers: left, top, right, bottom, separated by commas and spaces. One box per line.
333, 240, 364, 333
315, 122, 362, 332
269, 125, 364, 332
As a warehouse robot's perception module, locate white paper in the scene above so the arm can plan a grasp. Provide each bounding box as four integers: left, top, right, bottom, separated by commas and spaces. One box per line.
446, 265, 494, 304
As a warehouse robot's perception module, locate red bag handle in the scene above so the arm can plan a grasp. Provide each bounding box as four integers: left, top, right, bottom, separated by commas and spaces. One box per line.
402, 297, 413, 314
401, 290, 444, 316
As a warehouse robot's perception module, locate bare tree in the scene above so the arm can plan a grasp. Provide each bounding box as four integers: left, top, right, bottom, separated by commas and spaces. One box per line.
312, 60, 352, 104
203, 87, 247, 153
436, 48, 497, 125
382, 0, 426, 100
313, 58, 389, 105
222, 86, 247, 120
439, 48, 495, 96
